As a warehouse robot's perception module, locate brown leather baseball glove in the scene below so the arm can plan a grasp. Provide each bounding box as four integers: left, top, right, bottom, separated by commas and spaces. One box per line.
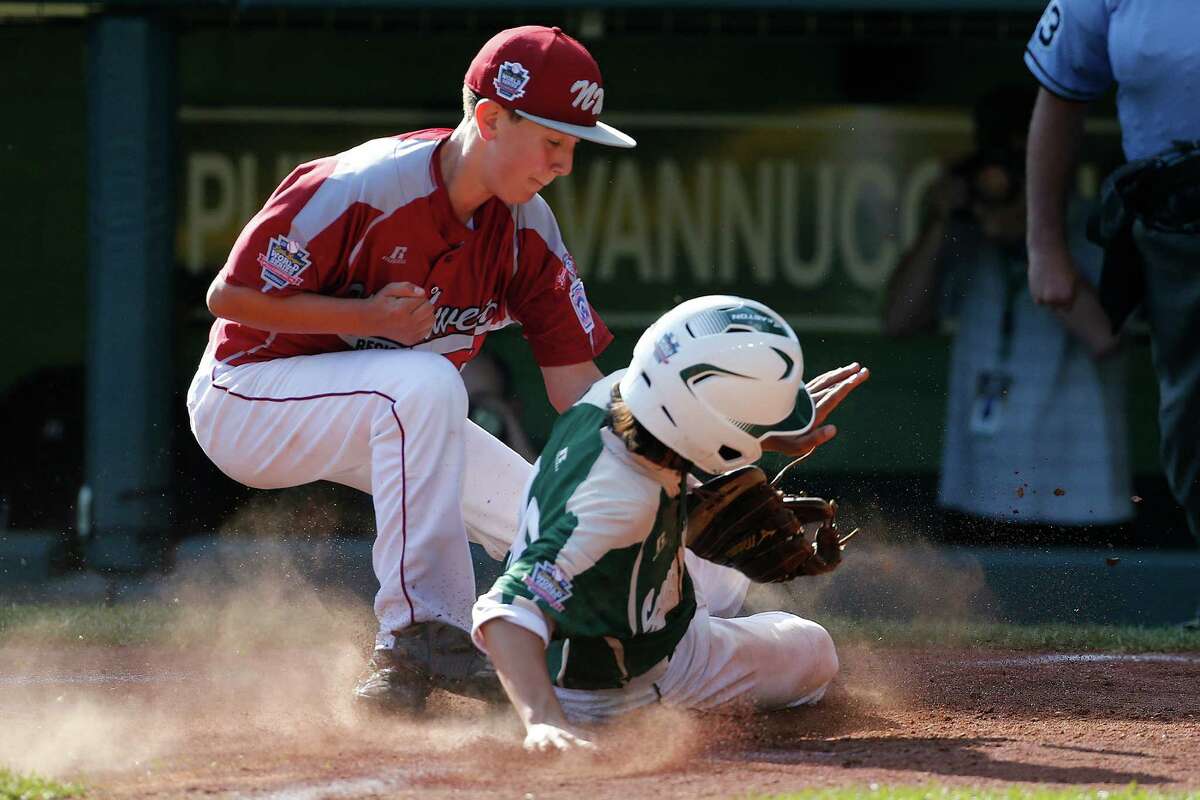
685, 465, 849, 582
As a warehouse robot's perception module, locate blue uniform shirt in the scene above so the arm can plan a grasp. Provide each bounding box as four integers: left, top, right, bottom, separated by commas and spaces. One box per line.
1024, 0, 1200, 161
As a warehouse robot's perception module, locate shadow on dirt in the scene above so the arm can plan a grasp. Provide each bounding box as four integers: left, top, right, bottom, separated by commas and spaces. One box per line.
727, 734, 1170, 786
729, 696, 901, 744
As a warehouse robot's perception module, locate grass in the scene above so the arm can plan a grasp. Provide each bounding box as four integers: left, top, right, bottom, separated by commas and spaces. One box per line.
0, 768, 83, 799
0, 602, 1197, 652
825, 615, 1200, 653
758, 786, 1200, 799
0, 602, 178, 647
0, 599, 374, 648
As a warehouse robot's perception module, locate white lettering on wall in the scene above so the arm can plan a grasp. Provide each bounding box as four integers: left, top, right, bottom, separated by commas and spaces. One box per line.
839, 161, 898, 291
901, 159, 942, 251
548, 159, 608, 274
185, 150, 1107, 289
779, 161, 835, 289
597, 159, 654, 283
656, 159, 713, 284
186, 153, 236, 275
719, 161, 774, 285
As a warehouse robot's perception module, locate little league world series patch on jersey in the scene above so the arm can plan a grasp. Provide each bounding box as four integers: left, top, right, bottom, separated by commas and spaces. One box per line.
258, 235, 313, 290
569, 278, 595, 335
523, 561, 573, 612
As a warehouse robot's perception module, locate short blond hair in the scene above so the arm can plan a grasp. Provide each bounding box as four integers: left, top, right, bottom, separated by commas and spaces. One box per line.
608, 384, 688, 471
462, 85, 522, 123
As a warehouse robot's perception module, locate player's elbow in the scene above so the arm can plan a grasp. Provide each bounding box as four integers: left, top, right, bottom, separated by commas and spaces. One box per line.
541, 362, 603, 414
206, 276, 237, 320
547, 387, 573, 415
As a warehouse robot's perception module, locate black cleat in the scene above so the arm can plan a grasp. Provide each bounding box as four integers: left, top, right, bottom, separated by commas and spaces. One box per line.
353, 622, 503, 714
353, 646, 433, 715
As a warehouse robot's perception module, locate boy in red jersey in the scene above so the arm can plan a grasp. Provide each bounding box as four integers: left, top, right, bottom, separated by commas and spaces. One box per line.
187, 25, 635, 713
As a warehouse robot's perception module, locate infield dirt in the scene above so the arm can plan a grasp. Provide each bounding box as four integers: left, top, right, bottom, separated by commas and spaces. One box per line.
4, 634, 1198, 798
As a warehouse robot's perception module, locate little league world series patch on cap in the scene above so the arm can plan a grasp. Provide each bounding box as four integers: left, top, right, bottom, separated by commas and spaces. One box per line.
465, 25, 636, 149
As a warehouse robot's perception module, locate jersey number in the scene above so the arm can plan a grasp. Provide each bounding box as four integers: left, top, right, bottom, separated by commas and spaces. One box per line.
1037, 2, 1061, 46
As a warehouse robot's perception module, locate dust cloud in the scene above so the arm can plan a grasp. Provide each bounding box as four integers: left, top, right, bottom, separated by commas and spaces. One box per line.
0, 547, 373, 778
0, 496, 993, 791
741, 508, 998, 714
746, 507, 995, 625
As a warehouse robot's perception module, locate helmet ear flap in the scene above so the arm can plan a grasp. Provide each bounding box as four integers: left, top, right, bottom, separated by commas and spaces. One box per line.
717, 445, 743, 463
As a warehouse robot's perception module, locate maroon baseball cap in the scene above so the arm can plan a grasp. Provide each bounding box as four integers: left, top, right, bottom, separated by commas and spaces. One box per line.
465, 25, 636, 149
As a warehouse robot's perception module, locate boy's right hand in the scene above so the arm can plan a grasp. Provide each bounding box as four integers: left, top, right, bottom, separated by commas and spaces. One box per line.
1027, 247, 1081, 308
523, 722, 595, 753
362, 282, 435, 345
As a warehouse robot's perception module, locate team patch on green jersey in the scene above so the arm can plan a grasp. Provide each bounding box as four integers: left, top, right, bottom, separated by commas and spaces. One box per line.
522, 562, 573, 611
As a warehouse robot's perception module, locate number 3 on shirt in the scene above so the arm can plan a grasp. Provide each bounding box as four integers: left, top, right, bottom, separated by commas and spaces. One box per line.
1037, 1, 1061, 46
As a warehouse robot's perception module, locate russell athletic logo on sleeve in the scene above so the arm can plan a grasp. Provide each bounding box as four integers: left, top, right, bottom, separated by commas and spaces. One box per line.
258, 236, 313, 290
555, 252, 579, 291
523, 562, 574, 612
383, 245, 408, 265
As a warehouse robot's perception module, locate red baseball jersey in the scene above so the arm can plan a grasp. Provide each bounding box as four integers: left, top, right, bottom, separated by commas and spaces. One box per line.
209, 129, 612, 370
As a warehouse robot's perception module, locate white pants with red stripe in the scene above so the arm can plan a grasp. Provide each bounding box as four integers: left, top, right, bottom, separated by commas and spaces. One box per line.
187, 346, 530, 635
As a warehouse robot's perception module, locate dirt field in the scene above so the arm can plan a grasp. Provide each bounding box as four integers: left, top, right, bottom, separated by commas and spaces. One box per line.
4, 639, 1199, 799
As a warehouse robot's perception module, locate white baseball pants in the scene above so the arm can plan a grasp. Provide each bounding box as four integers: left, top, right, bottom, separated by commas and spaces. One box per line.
187, 346, 529, 635
554, 608, 838, 723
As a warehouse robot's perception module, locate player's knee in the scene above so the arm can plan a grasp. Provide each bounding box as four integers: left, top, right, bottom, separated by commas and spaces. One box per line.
806, 622, 840, 688
421, 356, 469, 418
778, 616, 838, 694
377, 352, 468, 418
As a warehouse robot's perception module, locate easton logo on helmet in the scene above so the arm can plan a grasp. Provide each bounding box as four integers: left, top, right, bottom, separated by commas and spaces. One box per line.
726, 309, 787, 335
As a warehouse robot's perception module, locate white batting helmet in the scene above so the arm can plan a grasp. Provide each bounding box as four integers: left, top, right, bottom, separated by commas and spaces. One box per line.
618, 295, 814, 474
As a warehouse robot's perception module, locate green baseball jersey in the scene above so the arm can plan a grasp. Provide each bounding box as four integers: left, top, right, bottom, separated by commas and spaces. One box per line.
474, 374, 697, 690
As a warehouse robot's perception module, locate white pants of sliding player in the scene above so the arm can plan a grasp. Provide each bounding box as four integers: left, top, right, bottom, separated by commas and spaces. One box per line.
554, 607, 838, 724
187, 346, 526, 636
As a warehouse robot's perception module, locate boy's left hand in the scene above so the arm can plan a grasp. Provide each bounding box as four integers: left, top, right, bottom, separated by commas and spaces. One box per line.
763, 363, 870, 457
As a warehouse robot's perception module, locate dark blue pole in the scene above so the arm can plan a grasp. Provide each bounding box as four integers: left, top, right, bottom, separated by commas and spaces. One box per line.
85, 13, 175, 573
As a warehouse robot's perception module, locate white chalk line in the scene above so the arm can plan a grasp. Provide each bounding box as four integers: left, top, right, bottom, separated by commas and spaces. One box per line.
0, 670, 198, 687
713, 749, 837, 765
230, 766, 465, 800
975, 653, 1200, 667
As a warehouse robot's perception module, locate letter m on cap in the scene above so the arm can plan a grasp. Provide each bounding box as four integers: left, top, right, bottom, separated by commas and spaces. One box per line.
570, 80, 604, 114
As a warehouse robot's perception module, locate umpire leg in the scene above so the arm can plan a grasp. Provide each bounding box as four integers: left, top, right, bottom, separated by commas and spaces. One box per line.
1136, 221, 1200, 542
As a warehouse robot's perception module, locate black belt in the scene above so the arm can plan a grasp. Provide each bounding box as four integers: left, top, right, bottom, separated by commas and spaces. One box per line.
1089, 140, 1200, 332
